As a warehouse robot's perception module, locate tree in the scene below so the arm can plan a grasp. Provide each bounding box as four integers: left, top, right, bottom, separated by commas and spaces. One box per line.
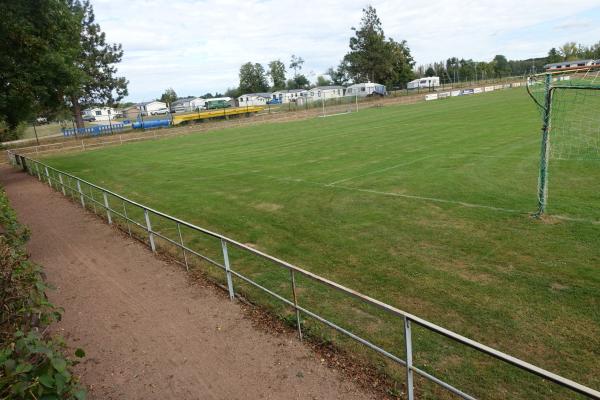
492, 55, 510, 77
238, 62, 269, 94
386, 38, 415, 87
224, 87, 240, 98
160, 88, 177, 105
315, 75, 332, 87
286, 75, 310, 90
267, 60, 286, 90
289, 55, 304, 77
559, 42, 579, 60
326, 61, 350, 86
0, 0, 81, 138
342, 6, 414, 87
425, 67, 436, 77
68, 0, 128, 128
547, 48, 562, 63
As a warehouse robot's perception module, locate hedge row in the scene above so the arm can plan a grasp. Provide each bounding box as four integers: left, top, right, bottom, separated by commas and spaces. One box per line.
0, 187, 86, 399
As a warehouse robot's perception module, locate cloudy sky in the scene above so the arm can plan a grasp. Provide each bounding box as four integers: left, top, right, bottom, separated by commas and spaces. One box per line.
91, 0, 600, 102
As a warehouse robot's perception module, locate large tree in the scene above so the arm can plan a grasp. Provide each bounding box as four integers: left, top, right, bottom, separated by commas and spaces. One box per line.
492, 55, 510, 77
267, 60, 286, 91
238, 62, 269, 93
343, 6, 414, 87
547, 48, 562, 63
69, 0, 128, 128
160, 88, 177, 105
289, 55, 304, 77
0, 0, 81, 138
326, 61, 350, 86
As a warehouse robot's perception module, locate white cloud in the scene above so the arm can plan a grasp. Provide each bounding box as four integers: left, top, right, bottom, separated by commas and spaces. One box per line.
90, 0, 600, 101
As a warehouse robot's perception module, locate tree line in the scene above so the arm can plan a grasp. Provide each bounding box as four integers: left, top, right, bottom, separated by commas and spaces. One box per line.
228, 6, 416, 95
415, 41, 600, 83
0, 0, 127, 140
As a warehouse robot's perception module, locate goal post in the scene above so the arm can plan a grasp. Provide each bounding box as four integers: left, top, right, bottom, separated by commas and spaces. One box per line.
526, 66, 600, 216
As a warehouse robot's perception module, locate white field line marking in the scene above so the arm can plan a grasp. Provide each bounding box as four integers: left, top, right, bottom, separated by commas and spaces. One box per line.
318, 111, 352, 118
260, 174, 526, 214
327, 155, 436, 186
551, 214, 600, 224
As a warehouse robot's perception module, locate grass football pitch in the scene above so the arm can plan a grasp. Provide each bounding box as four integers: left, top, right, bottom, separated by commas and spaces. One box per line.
44, 88, 599, 399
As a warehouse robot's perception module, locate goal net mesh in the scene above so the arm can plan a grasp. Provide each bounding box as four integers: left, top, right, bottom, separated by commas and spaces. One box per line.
528, 68, 600, 161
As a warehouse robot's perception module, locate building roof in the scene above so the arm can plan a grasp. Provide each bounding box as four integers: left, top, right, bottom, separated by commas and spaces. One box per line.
137, 100, 166, 106
312, 86, 344, 90
346, 82, 384, 88
238, 93, 272, 99
544, 59, 598, 68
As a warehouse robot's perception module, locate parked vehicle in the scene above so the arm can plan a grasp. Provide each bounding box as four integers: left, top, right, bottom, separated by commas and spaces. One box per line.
35, 117, 48, 124
151, 107, 170, 115
267, 99, 281, 105
82, 115, 96, 122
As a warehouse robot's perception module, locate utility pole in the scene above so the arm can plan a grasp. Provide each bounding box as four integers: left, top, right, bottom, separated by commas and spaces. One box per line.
32, 121, 40, 146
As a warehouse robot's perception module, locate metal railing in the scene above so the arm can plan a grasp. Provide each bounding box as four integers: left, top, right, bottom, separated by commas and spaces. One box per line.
7, 151, 600, 400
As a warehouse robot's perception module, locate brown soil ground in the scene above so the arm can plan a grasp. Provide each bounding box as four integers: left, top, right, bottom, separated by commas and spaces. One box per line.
0, 165, 379, 400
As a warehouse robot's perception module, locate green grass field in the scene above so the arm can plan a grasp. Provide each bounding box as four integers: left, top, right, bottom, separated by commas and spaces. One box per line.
43, 88, 599, 399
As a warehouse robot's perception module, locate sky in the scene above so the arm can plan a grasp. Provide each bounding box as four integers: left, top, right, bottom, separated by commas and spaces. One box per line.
90, 0, 600, 102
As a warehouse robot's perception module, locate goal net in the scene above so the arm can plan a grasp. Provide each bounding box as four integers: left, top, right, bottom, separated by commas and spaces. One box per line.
526, 66, 600, 215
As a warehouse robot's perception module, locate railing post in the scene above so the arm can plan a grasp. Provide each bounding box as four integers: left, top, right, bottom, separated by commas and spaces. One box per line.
290, 269, 303, 340
220, 239, 235, 300
177, 223, 189, 271
102, 191, 112, 224
404, 316, 415, 400
76, 179, 85, 208
144, 209, 156, 252
58, 173, 66, 196
44, 166, 52, 188
123, 201, 131, 236
36, 163, 41, 180
89, 187, 97, 214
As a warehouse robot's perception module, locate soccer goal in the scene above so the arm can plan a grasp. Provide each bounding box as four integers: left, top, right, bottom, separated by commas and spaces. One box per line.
526, 66, 600, 216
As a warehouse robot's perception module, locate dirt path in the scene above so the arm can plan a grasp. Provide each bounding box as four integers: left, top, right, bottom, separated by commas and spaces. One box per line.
0, 165, 377, 400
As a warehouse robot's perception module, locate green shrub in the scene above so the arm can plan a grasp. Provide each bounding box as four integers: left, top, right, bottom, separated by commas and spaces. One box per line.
0, 187, 86, 399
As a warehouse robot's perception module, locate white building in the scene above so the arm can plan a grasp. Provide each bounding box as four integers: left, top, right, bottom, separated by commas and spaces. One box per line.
271, 89, 308, 104
407, 76, 440, 90
344, 82, 387, 97
82, 107, 118, 122
170, 97, 207, 113
308, 86, 344, 101
238, 93, 271, 107
138, 101, 167, 116
544, 59, 599, 71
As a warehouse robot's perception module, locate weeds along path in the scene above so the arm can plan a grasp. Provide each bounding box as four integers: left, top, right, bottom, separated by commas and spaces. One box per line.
0, 165, 376, 400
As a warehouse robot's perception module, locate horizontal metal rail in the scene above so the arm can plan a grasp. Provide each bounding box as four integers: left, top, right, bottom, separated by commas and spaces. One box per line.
8, 150, 600, 400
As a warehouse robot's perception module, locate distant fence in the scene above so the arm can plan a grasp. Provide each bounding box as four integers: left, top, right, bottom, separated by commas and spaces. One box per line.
62, 123, 127, 137
423, 81, 523, 101
7, 151, 599, 400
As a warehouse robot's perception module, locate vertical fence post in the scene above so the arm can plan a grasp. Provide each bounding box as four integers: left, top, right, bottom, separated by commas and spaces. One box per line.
76, 179, 85, 208
36, 163, 41, 180
44, 166, 52, 188
102, 191, 112, 224
177, 223, 189, 271
144, 209, 156, 252
290, 269, 302, 340
89, 187, 97, 214
220, 239, 235, 300
123, 201, 131, 236
58, 174, 66, 196
404, 316, 415, 400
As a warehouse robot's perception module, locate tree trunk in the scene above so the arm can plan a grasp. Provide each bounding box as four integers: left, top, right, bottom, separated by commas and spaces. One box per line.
71, 95, 84, 129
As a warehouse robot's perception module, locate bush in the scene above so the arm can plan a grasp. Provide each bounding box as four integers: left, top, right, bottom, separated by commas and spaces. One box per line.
0, 187, 86, 399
